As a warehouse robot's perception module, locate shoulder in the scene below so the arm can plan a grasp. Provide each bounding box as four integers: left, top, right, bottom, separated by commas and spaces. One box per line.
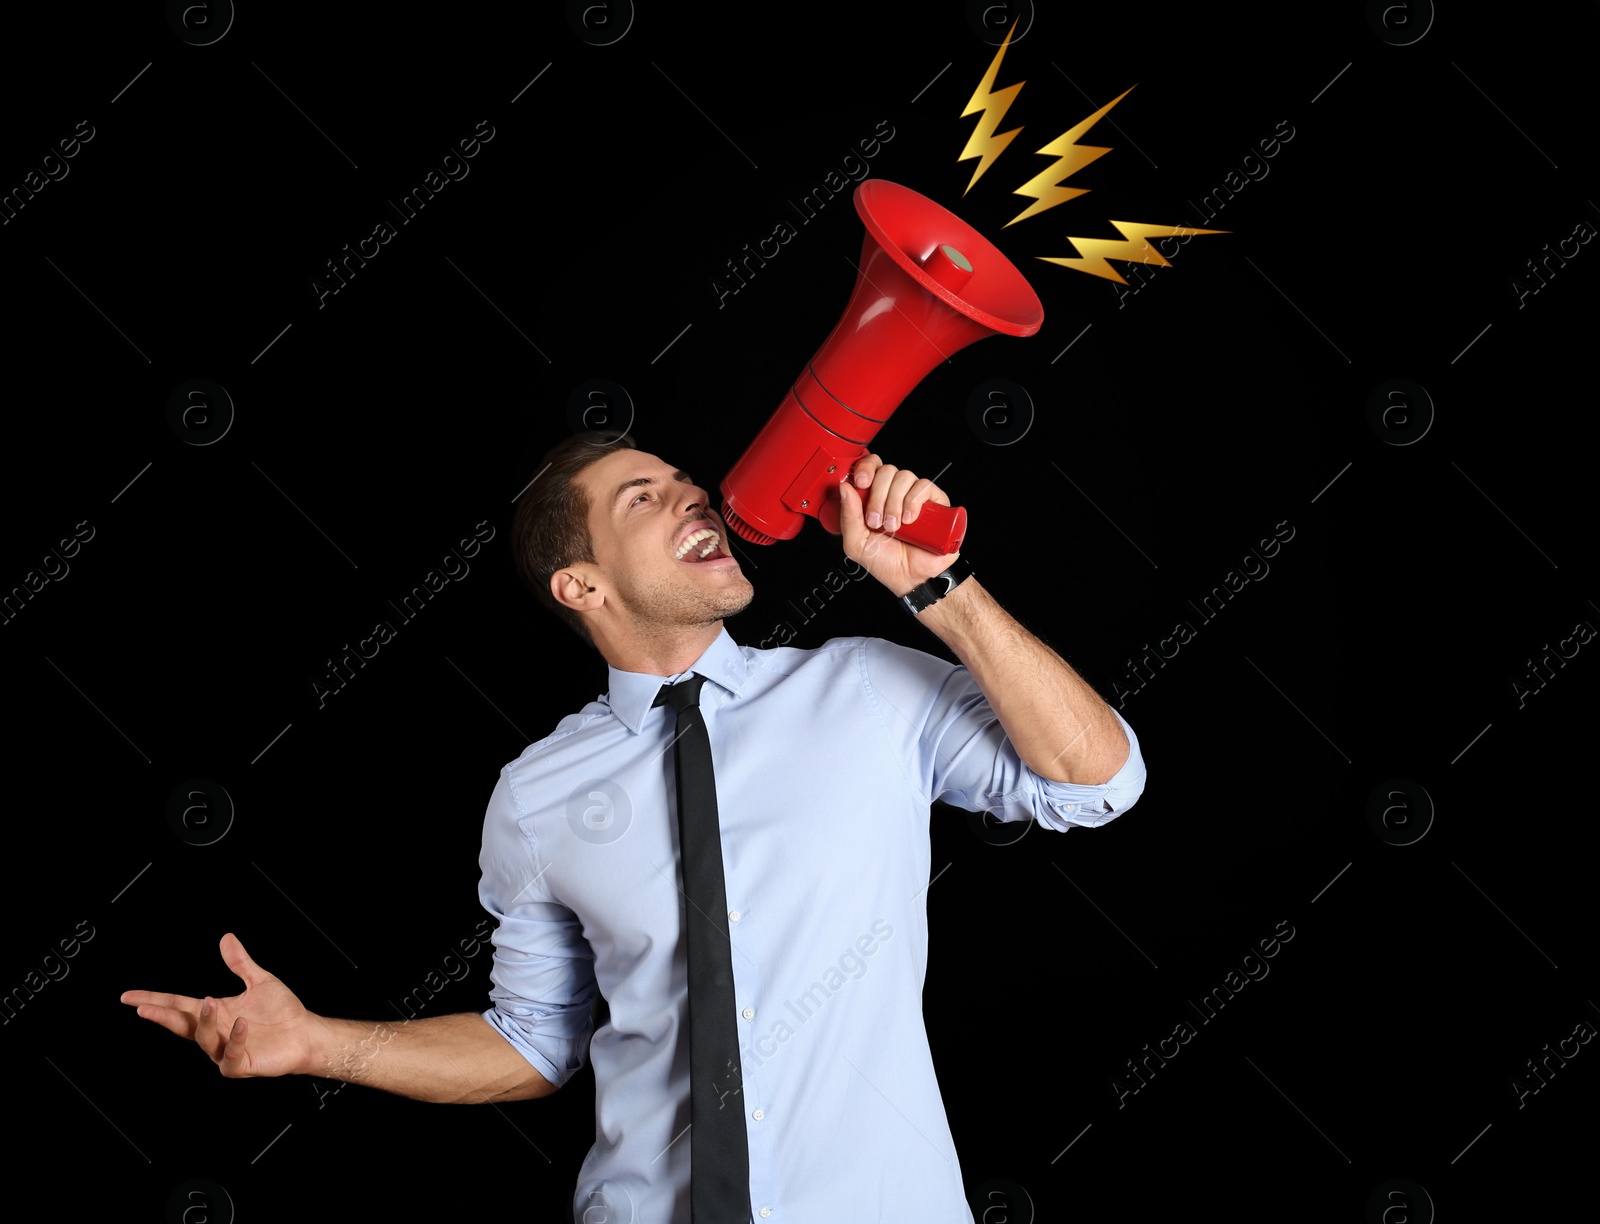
496, 698, 619, 806
740, 634, 906, 687
742, 634, 958, 691
742, 634, 865, 676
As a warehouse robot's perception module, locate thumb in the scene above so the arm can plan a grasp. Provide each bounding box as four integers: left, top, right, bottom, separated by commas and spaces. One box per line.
219, 932, 268, 988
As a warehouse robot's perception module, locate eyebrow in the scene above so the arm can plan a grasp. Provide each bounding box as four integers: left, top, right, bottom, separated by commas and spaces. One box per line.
611, 469, 693, 511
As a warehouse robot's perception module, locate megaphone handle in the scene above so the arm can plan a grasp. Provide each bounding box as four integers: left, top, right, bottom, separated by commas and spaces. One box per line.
837, 480, 967, 555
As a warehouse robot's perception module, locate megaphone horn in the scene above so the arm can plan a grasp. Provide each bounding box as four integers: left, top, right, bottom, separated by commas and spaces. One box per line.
720, 179, 1044, 555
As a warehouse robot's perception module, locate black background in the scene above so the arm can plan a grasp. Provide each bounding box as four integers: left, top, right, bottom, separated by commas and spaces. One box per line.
3, 3, 1596, 1221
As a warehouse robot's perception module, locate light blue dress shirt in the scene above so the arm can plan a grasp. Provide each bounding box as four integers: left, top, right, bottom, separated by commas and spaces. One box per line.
478, 628, 1146, 1223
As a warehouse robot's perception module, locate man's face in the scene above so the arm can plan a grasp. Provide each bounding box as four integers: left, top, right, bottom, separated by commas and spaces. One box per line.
572, 447, 754, 640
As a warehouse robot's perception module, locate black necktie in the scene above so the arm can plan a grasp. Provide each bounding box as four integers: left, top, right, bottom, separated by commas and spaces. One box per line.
652, 674, 750, 1222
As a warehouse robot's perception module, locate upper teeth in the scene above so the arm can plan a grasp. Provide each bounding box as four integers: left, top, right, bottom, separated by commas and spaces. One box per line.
675, 528, 720, 560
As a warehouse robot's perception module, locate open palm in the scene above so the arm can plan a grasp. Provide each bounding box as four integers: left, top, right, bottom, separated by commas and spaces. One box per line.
121, 932, 317, 1078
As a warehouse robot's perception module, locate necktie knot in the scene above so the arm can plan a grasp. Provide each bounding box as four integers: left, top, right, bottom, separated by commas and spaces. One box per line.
653, 673, 707, 713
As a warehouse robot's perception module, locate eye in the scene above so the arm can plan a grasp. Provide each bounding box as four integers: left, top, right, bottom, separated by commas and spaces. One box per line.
630, 491, 651, 506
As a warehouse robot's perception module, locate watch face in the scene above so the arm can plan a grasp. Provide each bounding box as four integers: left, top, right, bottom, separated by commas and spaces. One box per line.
904, 563, 968, 613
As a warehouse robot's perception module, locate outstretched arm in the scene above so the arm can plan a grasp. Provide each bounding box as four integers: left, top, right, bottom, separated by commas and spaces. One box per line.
121, 932, 556, 1104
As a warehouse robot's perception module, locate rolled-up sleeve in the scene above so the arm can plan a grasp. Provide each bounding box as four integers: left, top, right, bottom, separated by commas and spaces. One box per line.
477, 768, 597, 1088
1028, 707, 1145, 828
860, 637, 1147, 831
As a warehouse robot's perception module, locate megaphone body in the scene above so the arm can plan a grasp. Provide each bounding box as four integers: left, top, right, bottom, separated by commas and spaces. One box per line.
720, 179, 1044, 556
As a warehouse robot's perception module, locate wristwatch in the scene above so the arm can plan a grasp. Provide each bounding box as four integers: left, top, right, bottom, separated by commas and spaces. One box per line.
899, 557, 973, 615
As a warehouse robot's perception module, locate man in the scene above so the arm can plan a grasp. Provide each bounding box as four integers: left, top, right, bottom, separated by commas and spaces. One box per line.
122, 430, 1146, 1222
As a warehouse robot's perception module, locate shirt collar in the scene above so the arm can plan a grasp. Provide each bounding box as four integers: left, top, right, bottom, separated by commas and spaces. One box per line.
603, 627, 753, 734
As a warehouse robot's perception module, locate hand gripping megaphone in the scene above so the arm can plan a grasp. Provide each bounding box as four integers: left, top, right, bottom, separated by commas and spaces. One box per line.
719, 179, 1044, 555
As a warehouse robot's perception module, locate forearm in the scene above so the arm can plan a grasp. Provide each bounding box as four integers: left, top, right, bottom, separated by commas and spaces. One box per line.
913, 576, 1128, 785
308, 1011, 556, 1104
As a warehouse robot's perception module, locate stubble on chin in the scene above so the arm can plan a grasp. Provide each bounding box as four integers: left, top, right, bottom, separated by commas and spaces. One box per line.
625, 570, 755, 628
707, 572, 755, 622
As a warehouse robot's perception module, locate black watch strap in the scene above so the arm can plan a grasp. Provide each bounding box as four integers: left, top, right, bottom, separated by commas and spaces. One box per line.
899, 557, 973, 615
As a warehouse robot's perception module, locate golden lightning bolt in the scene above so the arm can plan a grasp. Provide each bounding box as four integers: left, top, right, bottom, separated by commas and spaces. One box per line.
1038, 220, 1228, 283
957, 23, 1026, 195
1005, 87, 1134, 228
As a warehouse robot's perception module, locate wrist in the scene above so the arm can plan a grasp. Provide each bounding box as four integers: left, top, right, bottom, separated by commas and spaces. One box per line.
301, 1011, 348, 1077
898, 556, 973, 616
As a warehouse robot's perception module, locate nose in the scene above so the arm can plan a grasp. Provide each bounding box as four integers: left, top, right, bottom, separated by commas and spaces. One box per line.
677, 477, 709, 515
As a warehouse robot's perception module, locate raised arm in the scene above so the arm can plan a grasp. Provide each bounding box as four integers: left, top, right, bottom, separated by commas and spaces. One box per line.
121, 932, 556, 1104
836, 453, 1132, 786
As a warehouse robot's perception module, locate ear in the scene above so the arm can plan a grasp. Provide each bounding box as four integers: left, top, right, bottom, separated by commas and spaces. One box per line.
551, 567, 602, 616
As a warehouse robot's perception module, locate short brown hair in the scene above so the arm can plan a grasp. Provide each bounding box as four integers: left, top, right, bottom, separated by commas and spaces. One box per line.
510, 430, 638, 648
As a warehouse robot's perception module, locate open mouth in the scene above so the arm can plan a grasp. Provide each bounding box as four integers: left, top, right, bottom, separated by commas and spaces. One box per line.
674, 527, 731, 564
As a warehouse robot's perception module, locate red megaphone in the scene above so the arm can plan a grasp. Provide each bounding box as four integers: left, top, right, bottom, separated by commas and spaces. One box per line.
720, 179, 1043, 555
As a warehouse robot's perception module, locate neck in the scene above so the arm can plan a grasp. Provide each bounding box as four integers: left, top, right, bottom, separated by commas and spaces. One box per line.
598, 621, 724, 678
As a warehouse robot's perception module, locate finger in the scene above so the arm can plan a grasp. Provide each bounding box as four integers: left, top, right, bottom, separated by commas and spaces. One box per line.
866, 465, 898, 529
836, 476, 863, 533
220, 932, 269, 990
852, 453, 881, 489
121, 989, 201, 1012
840, 482, 880, 562
901, 478, 938, 524
196, 995, 223, 1063
220, 1016, 250, 1078
129, 1001, 201, 1040
881, 469, 919, 533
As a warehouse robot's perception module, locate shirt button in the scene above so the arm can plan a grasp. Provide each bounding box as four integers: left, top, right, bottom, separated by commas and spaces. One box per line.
1063, 803, 1077, 811
752, 1109, 765, 1121
759, 1209, 772, 1218
728, 910, 741, 923
742, 1007, 755, 1020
